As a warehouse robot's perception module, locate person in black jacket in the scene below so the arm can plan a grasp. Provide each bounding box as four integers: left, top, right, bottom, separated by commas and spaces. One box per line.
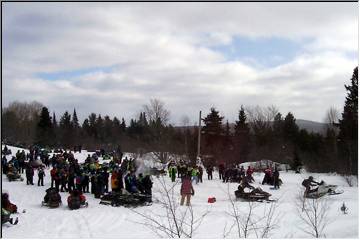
142, 175, 153, 195
38, 166, 45, 186
25, 164, 34, 185
101, 168, 109, 193
273, 167, 280, 189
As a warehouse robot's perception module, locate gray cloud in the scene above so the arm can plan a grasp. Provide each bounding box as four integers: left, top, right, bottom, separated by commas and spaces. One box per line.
2, 2, 358, 125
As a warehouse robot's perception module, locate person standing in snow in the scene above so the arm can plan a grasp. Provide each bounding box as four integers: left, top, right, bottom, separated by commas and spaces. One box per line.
180, 174, 194, 206
197, 166, 203, 183
38, 166, 45, 186
25, 164, 34, 185
206, 166, 213, 180
169, 166, 177, 182
273, 167, 280, 189
191, 167, 199, 184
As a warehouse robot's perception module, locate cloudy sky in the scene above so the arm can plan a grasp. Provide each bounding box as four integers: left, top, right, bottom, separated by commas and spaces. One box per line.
3, 2, 358, 125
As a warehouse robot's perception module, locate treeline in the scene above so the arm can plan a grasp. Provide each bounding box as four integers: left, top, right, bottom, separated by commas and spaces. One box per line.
199, 67, 357, 175
2, 99, 193, 164
2, 67, 357, 174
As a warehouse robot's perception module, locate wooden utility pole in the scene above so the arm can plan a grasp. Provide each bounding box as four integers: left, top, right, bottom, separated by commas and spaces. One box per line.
197, 111, 202, 158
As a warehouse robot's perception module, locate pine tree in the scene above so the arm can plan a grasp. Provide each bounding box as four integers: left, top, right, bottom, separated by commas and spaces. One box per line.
71, 108, 80, 145
36, 107, 53, 147
52, 112, 57, 128
234, 106, 249, 136
202, 107, 224, 159
121, 118, 126, 132
283, 112, 299, 142
338, 67, 358, 175
72, 108, 80, 129
273, 112, 284, 137
202, 107, 224, 136
59, 111, 73, 148
234, 106, 250, 163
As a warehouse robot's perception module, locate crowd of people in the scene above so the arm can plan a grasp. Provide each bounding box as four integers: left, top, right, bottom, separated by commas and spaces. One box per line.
2, 145, 154, 213
3, 144, 329, 226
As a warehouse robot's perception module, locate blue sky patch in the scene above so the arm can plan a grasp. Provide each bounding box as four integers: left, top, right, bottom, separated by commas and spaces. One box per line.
37, 65, 116, 81
211, 36, 311, 68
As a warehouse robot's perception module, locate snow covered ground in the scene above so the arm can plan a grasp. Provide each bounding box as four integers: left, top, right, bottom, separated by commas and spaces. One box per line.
1, 145, 358, 238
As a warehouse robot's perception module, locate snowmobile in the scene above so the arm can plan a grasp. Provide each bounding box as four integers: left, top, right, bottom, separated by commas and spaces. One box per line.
305, 181, 343, 199
1, 208, 18, 225
41, 188, 62, 208
235, 187, 276, 202
99, 191, 152, 207
6, 171, 24, 182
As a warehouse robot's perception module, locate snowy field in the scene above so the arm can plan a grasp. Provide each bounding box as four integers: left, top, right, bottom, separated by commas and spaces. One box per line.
1, 145, 359, 238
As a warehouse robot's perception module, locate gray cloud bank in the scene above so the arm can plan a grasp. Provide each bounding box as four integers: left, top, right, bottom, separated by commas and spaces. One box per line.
3, 2, 358, 125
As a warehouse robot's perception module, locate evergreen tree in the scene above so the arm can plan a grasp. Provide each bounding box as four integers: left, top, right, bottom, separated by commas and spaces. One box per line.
121, 118, 126, 132
52, 112, 57, 128
95, 114, 104, 141
338, 67, 358, 175
272, 112, 284, 137
59, 111, 73, 148
202, 107, 224, 159
234, 106, 250, 163
72, 108, 80, 129
283, 112, 299, 142
71, 108, 80, 145
103, 115, 113, 144
36, 107, 53, 147
234, 106, 249, 136
202, 107, 224, 136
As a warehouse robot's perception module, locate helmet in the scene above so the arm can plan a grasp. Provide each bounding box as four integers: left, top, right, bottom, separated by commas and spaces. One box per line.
309, 176, 313, 180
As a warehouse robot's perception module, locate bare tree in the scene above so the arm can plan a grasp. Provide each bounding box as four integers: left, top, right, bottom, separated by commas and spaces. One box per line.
324, 106, 340, 133
132, 176, 209, 238
295, 190, 332, 238
222, 184, 279, 238
143, 98, 171, 125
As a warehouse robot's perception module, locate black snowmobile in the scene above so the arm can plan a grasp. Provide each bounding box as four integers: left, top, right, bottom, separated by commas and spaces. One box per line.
99, 191, 152, 207
41, 188, 62, 208
235, 186, 275, 202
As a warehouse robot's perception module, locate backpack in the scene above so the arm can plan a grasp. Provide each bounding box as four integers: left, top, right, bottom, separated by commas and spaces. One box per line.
69, 196, 81, 210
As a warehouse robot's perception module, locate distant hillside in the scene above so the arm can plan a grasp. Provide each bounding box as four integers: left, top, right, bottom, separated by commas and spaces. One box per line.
296, 119, 327, 134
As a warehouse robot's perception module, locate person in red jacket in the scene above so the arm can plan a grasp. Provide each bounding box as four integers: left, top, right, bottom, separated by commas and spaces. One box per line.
180, 174, 194, 206
246, 166, 254, 183
1, 193, 17, 213
50, 167, 57, 188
